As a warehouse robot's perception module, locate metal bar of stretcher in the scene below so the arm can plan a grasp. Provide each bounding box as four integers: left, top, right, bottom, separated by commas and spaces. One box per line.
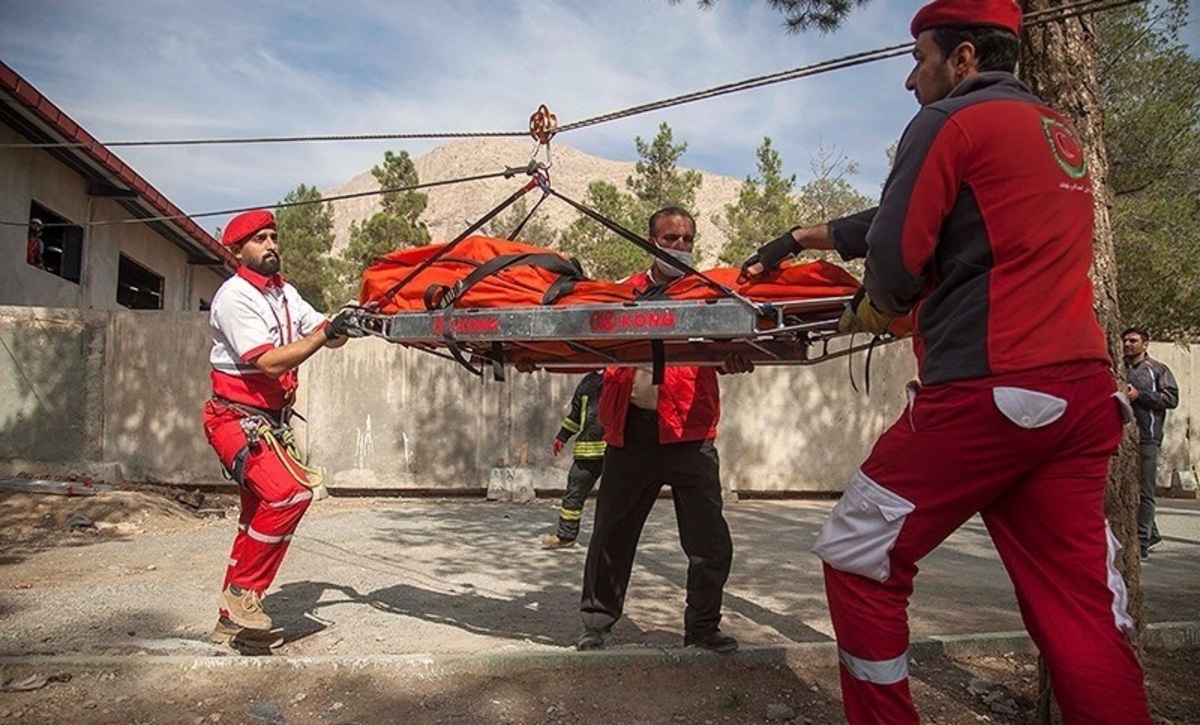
346, 295, 887, 369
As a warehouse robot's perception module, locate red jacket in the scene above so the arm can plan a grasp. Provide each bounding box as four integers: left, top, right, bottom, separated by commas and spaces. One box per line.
598, 271, 721, 447
830, 73, 1109, 385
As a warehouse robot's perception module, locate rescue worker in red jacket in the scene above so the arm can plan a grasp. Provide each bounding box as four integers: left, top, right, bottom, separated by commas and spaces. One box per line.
203, 209, 357, 647
577, 206, 753, 653
743, 1, 1151, 721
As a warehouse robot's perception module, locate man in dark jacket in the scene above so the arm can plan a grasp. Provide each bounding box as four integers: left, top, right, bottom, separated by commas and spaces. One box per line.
1122, 326, 1179, 560
542, 371, 606, 549
743, 0, 1150, 721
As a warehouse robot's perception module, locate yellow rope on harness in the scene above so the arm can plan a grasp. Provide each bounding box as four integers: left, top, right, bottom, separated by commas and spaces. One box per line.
257, 422, 328, 499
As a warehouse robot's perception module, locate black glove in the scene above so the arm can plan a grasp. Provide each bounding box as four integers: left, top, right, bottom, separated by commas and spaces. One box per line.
324, 309, 356, 340
741, 228, 803, 276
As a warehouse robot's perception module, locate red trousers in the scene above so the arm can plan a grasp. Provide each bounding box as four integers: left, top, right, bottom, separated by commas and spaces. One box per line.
203, 400, 312, 604
813, 363, 1150, 724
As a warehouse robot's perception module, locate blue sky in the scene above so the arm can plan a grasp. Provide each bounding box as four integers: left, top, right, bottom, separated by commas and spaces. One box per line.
2, 1, 1196, 234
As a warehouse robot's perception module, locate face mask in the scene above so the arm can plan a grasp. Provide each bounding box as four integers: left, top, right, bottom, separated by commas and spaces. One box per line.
654, 245, 692, 279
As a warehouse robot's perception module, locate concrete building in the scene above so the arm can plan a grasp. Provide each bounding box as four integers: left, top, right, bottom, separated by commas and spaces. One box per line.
0, 60, 232, 311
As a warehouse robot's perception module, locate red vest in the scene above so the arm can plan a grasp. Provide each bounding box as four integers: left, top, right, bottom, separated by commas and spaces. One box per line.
598, 271, 721, 447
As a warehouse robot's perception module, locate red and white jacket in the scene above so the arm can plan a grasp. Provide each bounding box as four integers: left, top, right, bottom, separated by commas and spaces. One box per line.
208, 267, 327, 412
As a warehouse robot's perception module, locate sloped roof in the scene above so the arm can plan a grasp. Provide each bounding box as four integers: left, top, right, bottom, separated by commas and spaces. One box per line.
0, 60, 234, 271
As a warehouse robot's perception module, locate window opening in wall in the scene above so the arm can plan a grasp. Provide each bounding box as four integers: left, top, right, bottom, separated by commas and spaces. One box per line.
27, 202, 83, 283
117, 254, 164, 310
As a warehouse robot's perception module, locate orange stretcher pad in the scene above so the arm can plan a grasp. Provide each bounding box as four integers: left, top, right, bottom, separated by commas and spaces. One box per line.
352, 235, 910, 370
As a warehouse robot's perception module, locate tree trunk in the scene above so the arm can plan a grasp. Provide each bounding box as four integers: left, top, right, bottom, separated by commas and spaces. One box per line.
1019, 1, 1144, 721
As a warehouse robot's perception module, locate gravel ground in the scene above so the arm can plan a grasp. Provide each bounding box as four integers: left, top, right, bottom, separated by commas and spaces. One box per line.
1, 489, 1197, 723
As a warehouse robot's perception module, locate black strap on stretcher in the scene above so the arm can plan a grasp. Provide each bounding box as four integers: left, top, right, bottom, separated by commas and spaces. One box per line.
377, 174, 544, 309
543, 187, 769, 382
542, 187, 760, 314
505, 190, 550, 241
426, 252, 587, 310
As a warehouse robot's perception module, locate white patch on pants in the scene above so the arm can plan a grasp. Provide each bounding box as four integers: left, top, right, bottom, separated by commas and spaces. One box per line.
1104, 521, 1135, 634
993, 387, 1067, 429
1112, 391, 1135, 424
813, 469, 915, 582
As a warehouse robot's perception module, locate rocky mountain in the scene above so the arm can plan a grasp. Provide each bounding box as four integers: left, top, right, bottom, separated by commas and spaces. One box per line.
321, 138, 748, 266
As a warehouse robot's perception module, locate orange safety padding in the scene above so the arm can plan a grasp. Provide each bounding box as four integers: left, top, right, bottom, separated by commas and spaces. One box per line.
359, 236, 635, 313
360, 235, 868, 311
358, 236, 912, 339
663, 261, 859, 301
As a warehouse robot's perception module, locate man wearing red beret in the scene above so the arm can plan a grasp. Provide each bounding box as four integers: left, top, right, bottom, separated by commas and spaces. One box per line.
203, 209, 357, 649
744, 0, 1151, 721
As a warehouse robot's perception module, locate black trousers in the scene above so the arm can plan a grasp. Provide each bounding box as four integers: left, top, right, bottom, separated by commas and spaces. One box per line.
555, 458, 604, 541
580, 407, 732, 638
1137, 441, 1162, 548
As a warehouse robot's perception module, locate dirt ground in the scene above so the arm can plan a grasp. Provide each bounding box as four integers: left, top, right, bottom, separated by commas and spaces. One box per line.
1, 488, 1197, 725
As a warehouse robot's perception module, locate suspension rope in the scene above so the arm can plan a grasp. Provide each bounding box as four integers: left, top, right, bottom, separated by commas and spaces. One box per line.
0, 0, 1143, 152
544, 185, 759, 312
0, 165, 536, 229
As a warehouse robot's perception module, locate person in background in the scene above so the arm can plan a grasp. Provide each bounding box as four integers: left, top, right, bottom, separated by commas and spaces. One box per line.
1122, 326, 1179, 561
26, 218, 44, 269
743, 0, 1151, 721
542, 371, 606, 549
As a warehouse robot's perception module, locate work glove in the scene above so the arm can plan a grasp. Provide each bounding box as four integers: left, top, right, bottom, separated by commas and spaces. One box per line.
553, 439, 565, 457
324, 308, 358, 340
838, 288, 892, 335
740, 228, 803, 277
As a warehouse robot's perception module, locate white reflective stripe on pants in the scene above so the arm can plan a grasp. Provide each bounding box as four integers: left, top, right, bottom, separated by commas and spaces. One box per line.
839, 648, 909, 685
246, 526, 293, 545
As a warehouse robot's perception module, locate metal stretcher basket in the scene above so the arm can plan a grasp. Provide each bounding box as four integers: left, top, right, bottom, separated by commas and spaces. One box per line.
344, 293, 896, 375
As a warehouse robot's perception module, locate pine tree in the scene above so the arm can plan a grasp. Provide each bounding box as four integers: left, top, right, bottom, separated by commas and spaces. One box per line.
275, 184, 341, 312
628, 122, 703, 216
558, 180, 645, 279
1101, 0, 1200, 340
341, 150, 431, 272
487, 196, 559, 248
717, 137, 803, 265
561, 123, 704, 279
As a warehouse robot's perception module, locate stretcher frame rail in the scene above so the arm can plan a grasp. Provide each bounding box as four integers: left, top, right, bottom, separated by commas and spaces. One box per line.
346, 295, 898, 370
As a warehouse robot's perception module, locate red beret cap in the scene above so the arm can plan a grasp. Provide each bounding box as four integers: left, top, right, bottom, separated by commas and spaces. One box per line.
221, 210, 276, 247
911, 0, 1022, 38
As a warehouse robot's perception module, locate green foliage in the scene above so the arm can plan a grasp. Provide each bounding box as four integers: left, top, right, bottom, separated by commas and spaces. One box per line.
559, 181, 648, 280
628, 122, 704, 215
689, 0, 872, 34
717, 137, 803, 265
341, 150, 431, 275
563, 123, 703, 279
1100, 0, 1200, 340
795, 143, 874, 225
275, 184, 341, 312
487, 196, 559, 248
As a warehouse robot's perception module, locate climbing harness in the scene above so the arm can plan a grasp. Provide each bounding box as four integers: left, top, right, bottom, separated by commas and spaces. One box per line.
216, 398, 328, 500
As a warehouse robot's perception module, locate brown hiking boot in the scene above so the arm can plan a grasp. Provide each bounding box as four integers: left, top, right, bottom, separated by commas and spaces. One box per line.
209, 617, 284, 650
541, 534, 577, 550
220, 584, 272, 630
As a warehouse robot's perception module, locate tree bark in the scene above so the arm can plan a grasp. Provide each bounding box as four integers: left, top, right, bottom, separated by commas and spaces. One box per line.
1019, 1, 1144, 721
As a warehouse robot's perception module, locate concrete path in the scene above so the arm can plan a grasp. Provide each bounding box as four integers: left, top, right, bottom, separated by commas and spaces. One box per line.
1, 496, 1196, 663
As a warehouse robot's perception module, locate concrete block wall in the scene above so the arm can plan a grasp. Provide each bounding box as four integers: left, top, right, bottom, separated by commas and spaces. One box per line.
1, 305, 1195, 496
